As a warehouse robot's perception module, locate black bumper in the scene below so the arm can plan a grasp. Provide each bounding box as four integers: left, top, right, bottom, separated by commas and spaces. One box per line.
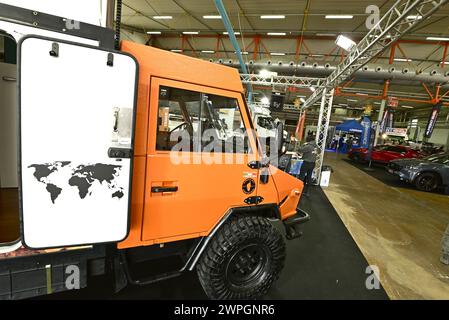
283, 208, 310, 240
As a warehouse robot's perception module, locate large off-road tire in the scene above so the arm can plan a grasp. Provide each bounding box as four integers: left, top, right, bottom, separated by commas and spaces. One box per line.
414, 172, 440, 192
197, 215, 286, 300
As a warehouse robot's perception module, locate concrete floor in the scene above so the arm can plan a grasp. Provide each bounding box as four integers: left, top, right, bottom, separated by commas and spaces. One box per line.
323, 152, 449, 300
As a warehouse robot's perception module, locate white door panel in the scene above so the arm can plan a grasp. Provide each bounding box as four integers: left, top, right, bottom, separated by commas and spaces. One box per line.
20, 36, 137, 248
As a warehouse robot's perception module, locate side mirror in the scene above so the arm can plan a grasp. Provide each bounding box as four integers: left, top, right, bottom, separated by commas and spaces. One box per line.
275, 122, 286, 155
260, 167, 270, 184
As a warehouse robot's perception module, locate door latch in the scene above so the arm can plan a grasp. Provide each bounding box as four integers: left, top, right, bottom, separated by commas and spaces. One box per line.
151, 186, 178, 193
108, 147, 132, 159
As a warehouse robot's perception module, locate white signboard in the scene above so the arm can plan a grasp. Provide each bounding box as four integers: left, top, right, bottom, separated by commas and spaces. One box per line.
0, 0, 108, 26
385, 127, 407, 137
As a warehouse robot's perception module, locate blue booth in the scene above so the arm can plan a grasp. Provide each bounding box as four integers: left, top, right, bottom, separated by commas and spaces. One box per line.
334, 119, 367, 153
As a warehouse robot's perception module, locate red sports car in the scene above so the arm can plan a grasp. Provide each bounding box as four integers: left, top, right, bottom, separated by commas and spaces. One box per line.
348, 145, 422, 164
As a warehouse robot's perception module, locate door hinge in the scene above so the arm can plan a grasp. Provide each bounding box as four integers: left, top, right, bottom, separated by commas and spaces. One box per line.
49, 42, 59, 57
107, 53, 114, 67
244, 196, 264, 205
247, 160, 269, 169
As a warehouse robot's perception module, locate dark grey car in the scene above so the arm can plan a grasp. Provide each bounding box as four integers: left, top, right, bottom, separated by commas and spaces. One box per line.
387, 153, 449, 193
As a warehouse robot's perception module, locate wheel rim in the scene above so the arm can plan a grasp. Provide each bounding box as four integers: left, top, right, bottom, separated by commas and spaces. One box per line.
225, 243, 270, 289
418, 175, 437, 191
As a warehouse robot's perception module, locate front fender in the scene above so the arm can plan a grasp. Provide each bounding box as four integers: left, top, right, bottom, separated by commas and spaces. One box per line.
269, 165, 303, 220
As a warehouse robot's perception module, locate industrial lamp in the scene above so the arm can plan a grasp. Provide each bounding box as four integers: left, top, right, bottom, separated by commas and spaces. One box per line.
336, 35, 356, 52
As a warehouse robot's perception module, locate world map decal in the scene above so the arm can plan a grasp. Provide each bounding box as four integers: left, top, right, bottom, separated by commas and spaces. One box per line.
28, 161, 124, 204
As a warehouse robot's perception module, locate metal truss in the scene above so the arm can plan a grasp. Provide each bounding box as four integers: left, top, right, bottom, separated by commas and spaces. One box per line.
240, 74, 324, 89
249, 101, 300, 111
303, 0, 449, 109
314, 88, 334, 184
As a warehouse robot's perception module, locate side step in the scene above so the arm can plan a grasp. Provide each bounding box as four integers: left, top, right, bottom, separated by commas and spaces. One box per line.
283, 208, 310, 240
119, 253, 183, 286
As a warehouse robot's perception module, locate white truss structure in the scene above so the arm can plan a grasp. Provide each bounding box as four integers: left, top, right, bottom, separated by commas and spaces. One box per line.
314, 88, 335, 184
240, 74, 324, 89
303, 0, 448, 109
249, 101, 300, 111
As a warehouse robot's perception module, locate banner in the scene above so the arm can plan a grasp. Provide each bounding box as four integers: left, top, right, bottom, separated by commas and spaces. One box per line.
388, 96, 399, 107
270, 93, 284, 111
360, 116, 372, 148
379, 107, 395, 133
295, 111, 306, 141
424, 103, 442, 138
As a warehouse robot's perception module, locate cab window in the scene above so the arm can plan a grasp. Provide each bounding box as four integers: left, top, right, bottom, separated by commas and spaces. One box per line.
156, 85, 251, 154
201, 93, 251, 154
386, 146, 406, 153
156, 86, 201, 151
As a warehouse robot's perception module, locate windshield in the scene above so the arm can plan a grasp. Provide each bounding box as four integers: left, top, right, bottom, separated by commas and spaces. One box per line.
257, 116, 275, 130
423, 153, 449, 164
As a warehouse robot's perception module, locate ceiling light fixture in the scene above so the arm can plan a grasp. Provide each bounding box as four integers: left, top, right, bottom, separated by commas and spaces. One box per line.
270, 52, 286, 56
261, 15, 285, 19
407, 15, 422, 20
259, 69, 272, 77
170, 49, 182, 52
267, 32, 286, 36
427, 36, 449, 41
183, 31, 199, 35
401, 105, 414, 109
316, 33, 337, 37
336, 35, 356, 51
201, 50, 215, 53
153, 16, 172, 19
394, 58, 413, 62
224, 32, 240, 35
203, 15, 221, 19
147, 31, 161, 34
325, 15, 353, 19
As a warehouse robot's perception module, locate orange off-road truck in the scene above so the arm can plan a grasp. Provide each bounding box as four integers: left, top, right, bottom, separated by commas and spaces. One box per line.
0, 4, 309, 300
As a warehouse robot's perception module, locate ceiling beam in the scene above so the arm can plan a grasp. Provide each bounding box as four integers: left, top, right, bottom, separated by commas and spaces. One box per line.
170, 0, 215, 31
122, 2, 171, 29
235, 0, 255, 31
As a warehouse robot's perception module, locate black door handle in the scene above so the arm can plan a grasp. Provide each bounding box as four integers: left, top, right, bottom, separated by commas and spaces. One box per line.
2, 76, 16, 82
151, 186, 178, 193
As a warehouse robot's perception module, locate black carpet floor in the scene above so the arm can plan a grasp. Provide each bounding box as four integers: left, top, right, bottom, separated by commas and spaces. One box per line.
44, 187, 388, 300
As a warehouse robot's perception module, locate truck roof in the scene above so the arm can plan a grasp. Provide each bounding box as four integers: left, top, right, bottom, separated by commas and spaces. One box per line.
121, 40, 244, 93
